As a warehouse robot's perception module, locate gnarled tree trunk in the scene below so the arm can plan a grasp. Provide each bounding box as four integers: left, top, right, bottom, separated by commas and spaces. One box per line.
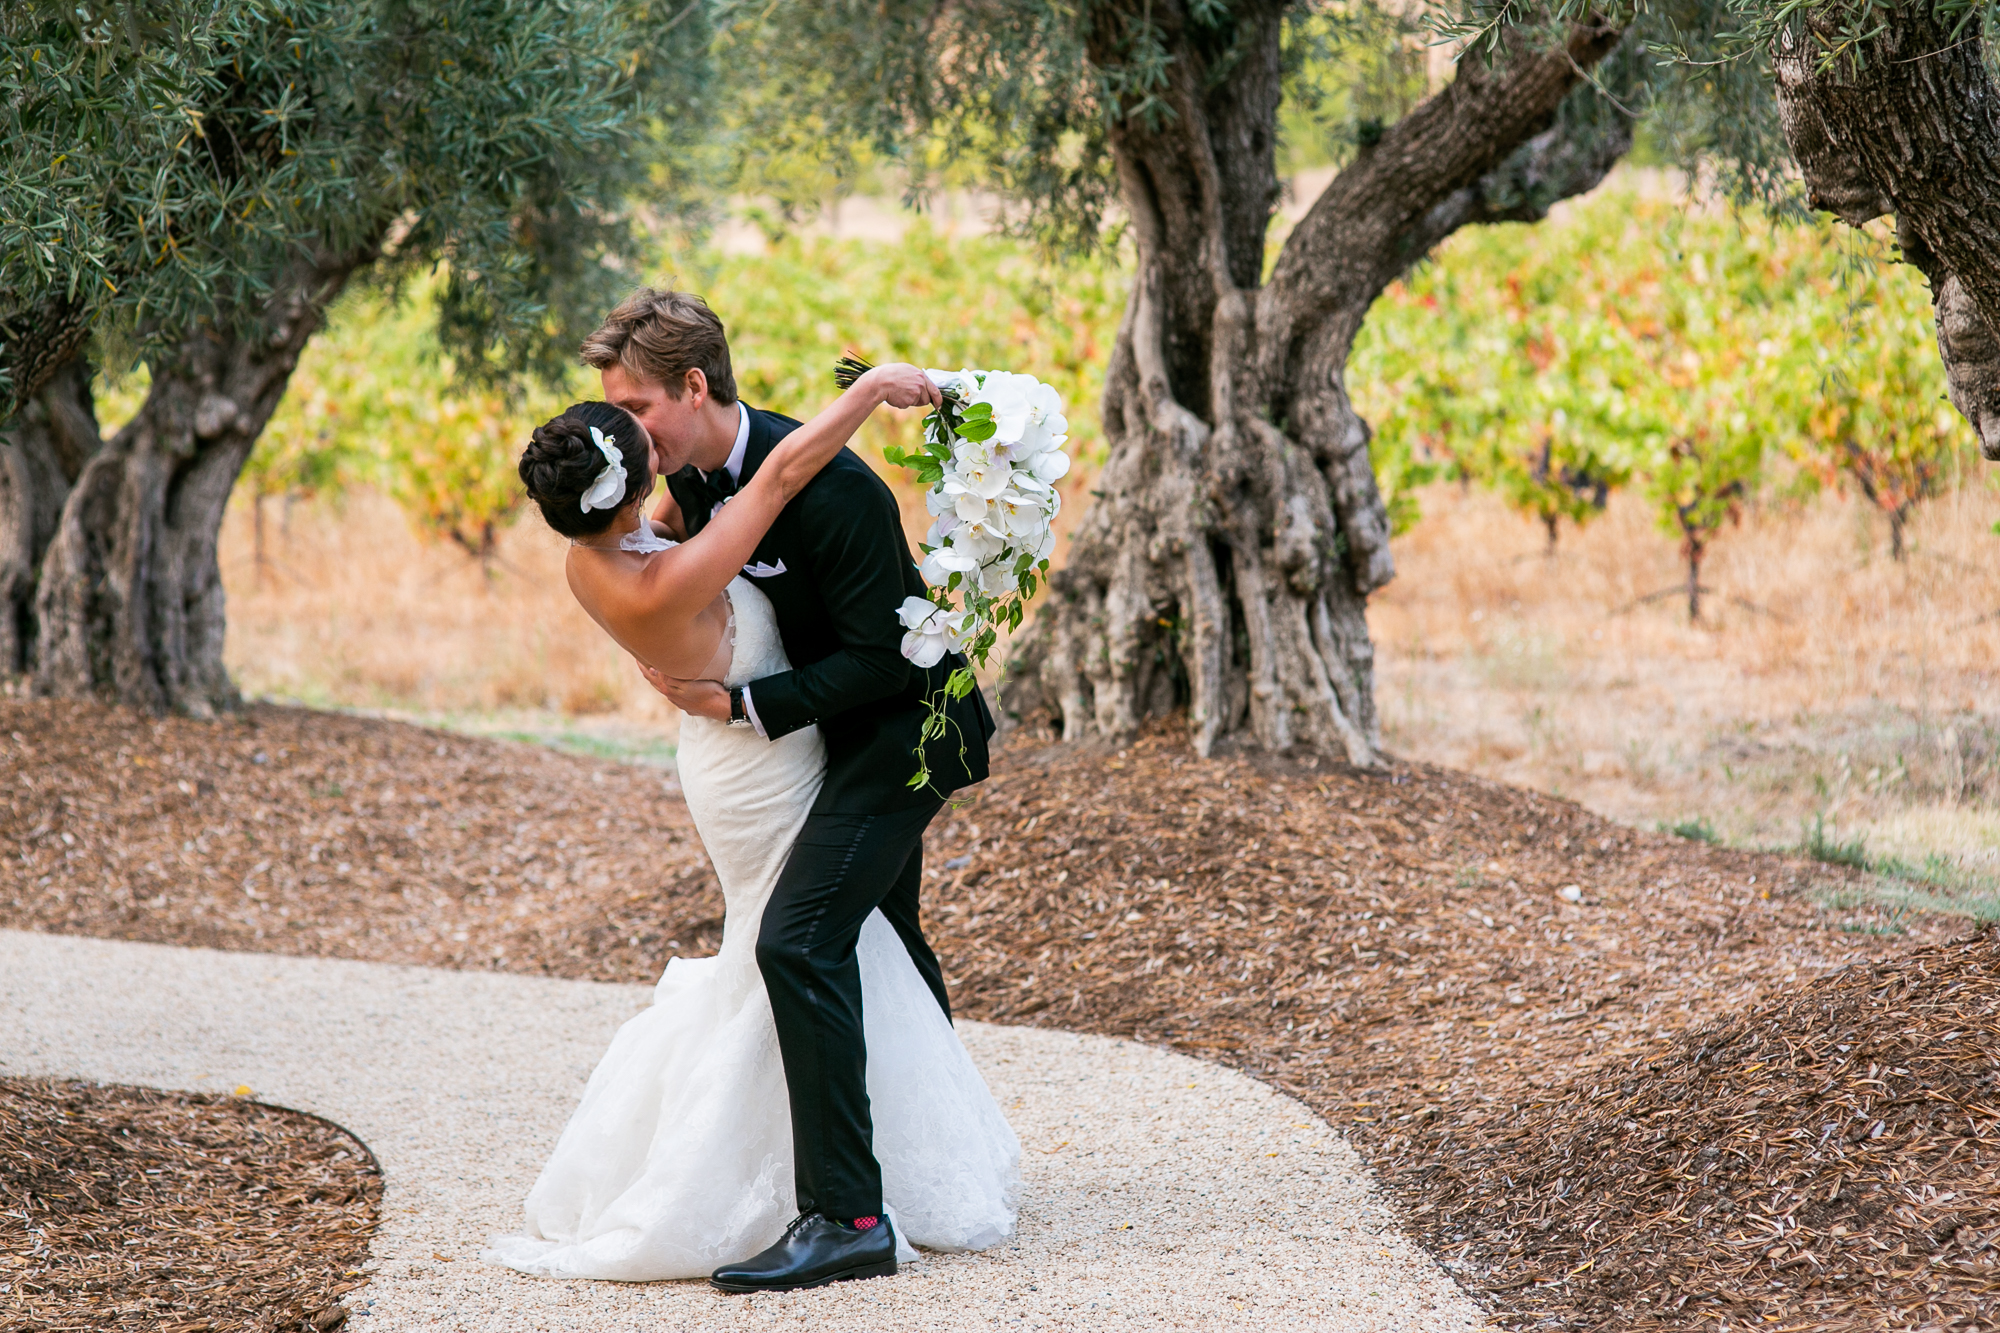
1773, 6, 2000, 458
1007, 5, 1631, 763
0, 356, 101, 678
18, 245, 369, 714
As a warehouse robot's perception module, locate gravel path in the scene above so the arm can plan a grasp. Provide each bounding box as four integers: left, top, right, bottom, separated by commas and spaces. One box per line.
1, 929, 1488, 1331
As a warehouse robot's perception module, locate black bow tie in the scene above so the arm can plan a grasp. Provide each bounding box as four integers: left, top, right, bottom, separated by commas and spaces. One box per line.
685, 465, 737, 512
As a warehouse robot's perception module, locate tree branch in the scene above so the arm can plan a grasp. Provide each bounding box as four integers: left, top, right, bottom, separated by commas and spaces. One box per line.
0, 297, 93, 425
1772, 8, 2000, 458
1260, 16, 1626, 355
1256, 18, 1630, 595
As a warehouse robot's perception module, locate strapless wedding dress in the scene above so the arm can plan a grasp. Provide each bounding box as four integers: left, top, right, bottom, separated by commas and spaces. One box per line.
484, 564, 1020, 1281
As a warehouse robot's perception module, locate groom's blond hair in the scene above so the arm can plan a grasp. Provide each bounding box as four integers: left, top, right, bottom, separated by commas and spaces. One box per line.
581, 287, 739, 405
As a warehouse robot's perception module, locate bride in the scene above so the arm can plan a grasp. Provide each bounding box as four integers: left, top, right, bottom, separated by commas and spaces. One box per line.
483, 363, 1020, 1283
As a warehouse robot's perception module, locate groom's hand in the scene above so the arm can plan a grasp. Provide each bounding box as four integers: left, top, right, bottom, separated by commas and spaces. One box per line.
866, 363, 944, 412
637, 661, 731, 721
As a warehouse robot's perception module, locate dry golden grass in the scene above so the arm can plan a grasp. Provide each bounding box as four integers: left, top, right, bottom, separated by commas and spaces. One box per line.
219, 490, 683, 755
216, 454, 1099, 761
219, 468, 2000, 886
1372, 480, 2000, 881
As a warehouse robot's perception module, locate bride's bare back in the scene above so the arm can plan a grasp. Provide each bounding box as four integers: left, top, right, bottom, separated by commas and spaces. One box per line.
564, 517, 735, 681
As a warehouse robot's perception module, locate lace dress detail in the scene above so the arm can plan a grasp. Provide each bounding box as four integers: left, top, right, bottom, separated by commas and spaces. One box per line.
483, 573, 1020, 1280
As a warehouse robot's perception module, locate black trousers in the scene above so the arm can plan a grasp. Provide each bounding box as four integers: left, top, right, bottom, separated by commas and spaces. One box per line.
755, 799, 948, 1221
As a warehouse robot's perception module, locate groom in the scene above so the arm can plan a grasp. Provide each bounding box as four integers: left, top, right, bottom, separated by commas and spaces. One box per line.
584, 288, 995, 1292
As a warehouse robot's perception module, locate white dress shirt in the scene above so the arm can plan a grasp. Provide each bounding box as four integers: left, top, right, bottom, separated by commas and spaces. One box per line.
716, 403, 770, 739
715, 400, 750, 499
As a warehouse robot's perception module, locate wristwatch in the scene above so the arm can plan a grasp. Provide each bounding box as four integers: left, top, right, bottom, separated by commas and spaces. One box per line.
728, 686, 748, 726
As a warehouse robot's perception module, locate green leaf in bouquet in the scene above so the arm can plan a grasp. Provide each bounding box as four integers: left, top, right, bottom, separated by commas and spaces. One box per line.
887, 451, 946, 486
958, 417, 997, 442
961, 401, 994, 421
946, 667, 975, 699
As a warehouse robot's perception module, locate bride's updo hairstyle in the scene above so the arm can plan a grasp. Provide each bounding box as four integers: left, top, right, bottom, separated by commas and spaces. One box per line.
519, 401, 650, 539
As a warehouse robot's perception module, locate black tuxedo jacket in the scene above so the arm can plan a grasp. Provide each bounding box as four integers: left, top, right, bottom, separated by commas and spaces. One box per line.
667, 405, 994, 813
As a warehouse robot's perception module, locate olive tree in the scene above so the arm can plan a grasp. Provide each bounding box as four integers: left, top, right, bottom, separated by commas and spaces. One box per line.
1553, 0, 2000, 460
0, 0, 709, 713
729, 1, 1642, 764
1767, 3, 2000, 461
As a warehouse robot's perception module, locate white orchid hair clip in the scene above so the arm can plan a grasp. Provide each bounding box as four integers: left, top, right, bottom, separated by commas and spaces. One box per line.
579, 424, 628, 513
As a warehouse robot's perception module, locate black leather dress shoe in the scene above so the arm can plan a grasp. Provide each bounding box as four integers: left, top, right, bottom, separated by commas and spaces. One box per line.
710, 1212, 898, 1293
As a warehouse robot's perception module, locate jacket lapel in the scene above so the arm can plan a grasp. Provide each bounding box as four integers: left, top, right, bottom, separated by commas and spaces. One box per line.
736, 407, 793, 576
737, 405, 780, 486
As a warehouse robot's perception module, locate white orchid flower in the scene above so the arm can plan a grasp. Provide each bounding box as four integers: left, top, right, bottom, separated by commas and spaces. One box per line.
919, 544, 983, 586
1025, 446, 1071, 483
951, 490, 992, 525
897, 597, 958, 668
953, 443, 1000, 478
924, 513, 959, 547
925, 368, 973, 401
897, 596, 940, 630
978, 560, 1020, 596
974, 374, 1036, 447
955, 524, 1007, 561
956, 456, 1014, 500
578, 426, 628, 513
1005, 469, 1054, 501
1027, 379, 1065, 422
999, 382, 1065, 457
895, 368, 1064, 698
993, 489, 1056, 539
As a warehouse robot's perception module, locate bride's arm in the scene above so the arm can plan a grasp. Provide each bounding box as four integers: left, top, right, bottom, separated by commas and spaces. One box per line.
621, 364, 940, 620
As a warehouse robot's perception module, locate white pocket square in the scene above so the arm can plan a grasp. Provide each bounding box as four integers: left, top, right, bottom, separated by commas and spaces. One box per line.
743, 560, 787, 578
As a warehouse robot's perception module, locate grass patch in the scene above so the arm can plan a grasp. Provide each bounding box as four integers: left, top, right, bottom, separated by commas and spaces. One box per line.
482, 726, 677, 768
1801, 812, 1871, 869
256, 695, 682, 770
1813, 871, 2000, 929
1794, 812, 2000, 925
1661, 815, 1721, 844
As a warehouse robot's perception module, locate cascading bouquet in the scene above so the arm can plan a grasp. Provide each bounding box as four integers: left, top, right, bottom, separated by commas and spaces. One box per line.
834, 353, 1071, 789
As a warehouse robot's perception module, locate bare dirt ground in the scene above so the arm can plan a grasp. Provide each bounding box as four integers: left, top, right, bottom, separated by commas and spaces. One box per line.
6, 698, 1996, 1328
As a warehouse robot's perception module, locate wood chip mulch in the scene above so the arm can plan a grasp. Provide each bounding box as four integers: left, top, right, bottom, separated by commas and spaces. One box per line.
1, 700, 723, 979
0, 1077, 380, 1333
1405, 937, 2000, 1331
2, 698, 1988, 1330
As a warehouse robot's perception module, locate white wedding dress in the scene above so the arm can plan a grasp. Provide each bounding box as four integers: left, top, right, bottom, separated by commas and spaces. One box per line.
484, 560, 1020, 1282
